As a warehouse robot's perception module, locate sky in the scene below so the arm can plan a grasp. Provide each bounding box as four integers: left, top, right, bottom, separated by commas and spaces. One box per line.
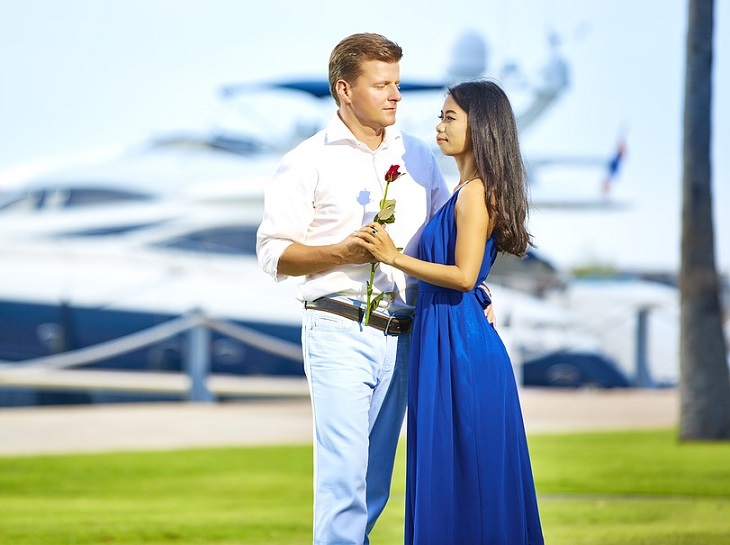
0, 0, 728, 274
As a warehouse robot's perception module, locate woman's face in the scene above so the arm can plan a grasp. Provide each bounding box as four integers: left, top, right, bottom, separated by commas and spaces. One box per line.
435, 94, 471, 157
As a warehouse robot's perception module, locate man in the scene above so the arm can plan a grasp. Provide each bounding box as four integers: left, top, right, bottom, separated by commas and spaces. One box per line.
257, 33, 450, 544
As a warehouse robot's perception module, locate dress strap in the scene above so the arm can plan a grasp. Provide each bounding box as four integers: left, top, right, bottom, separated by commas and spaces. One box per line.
453, 177, 480, 193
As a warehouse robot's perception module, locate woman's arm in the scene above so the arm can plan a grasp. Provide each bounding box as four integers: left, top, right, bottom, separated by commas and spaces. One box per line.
356, 181, 492, 292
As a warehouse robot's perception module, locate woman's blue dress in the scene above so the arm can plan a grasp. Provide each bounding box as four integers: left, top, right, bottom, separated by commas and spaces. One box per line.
405, 189, 544, 545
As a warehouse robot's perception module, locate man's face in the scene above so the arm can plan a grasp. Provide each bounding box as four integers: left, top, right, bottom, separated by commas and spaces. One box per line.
346, 60, 401, 131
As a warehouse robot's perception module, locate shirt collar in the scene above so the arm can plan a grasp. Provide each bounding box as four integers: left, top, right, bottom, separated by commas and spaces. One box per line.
324, 113, 402, 149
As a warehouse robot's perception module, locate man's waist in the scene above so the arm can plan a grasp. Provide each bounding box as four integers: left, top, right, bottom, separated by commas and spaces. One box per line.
304, 297, 413, 335
299, 279, 416, 312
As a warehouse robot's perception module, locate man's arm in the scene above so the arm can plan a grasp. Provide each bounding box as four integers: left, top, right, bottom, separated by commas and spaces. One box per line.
257, 150, 374, 280
277, 236, 373, 277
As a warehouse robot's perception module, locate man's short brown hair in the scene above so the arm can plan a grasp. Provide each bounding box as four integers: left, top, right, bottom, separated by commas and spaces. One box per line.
328, 33, 403, 106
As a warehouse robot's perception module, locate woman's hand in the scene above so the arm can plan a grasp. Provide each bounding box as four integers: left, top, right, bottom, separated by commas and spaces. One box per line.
355, 222, 400, 265
480, 284, 497, 327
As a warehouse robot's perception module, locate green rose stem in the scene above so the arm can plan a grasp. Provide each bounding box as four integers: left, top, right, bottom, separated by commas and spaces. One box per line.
364, 165, 404, 327
364, 180, 392, 326
380, 180, 391, 208
365, 262, 377, 326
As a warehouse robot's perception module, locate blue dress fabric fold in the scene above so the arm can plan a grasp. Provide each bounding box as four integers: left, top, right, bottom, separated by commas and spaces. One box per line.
405, 189, 544, 545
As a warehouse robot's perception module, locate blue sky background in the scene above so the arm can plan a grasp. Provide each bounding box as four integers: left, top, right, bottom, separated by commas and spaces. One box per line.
0, 0, 728, 274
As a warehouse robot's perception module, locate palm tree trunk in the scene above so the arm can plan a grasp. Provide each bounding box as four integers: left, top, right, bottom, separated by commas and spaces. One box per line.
679, 0, 730, 440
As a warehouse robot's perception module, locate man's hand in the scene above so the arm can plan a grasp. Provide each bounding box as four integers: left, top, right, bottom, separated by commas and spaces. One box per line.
353, 223, 400, 265
342, 232, 375, 264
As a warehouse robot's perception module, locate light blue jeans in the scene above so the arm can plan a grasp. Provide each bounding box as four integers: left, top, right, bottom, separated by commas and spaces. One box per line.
303, 308, 410, 545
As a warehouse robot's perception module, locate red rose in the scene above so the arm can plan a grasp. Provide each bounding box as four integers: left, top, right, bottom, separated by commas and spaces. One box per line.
385, 164, 402, 183
365, 164, 405, 325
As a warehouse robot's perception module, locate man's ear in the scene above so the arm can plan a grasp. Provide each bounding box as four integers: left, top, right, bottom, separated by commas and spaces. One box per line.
336, 80, 352, 105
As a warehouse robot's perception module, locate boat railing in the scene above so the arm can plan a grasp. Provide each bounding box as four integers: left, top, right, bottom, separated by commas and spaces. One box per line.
0, 309, 306, 402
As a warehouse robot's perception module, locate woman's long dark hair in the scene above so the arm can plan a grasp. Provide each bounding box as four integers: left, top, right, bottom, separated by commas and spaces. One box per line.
448, 80, 532, 257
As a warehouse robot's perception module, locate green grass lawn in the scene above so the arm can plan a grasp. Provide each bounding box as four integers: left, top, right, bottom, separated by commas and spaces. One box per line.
1, 429, 729, 544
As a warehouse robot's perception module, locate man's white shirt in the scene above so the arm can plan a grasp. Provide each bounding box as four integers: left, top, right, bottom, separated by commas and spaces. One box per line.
256, 114, 450, 311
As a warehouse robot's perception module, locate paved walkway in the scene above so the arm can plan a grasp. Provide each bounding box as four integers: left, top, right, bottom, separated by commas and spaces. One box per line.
0, 387, 678, 456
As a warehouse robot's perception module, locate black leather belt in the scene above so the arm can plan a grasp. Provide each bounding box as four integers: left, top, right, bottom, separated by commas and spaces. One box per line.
304, 297, 413, 336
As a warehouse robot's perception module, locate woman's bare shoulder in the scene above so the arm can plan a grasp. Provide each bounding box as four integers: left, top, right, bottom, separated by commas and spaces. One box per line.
457, 177, 486, 200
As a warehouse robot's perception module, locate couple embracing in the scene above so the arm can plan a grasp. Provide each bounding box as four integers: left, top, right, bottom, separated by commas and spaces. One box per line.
257, 32, 544, 545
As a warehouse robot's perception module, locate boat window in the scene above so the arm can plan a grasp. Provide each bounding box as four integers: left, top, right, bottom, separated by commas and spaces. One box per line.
0, 187, 153, 212
58, 221, 170, 238
0, 190, 46, 212
155, 226, 258, 256
64, 188, 153, 207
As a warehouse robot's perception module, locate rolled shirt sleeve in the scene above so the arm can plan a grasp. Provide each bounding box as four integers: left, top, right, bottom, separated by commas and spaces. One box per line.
256, 150, 317, 282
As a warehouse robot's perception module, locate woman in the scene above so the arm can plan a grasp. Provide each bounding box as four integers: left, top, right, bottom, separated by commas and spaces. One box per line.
356, 80, 544, 544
